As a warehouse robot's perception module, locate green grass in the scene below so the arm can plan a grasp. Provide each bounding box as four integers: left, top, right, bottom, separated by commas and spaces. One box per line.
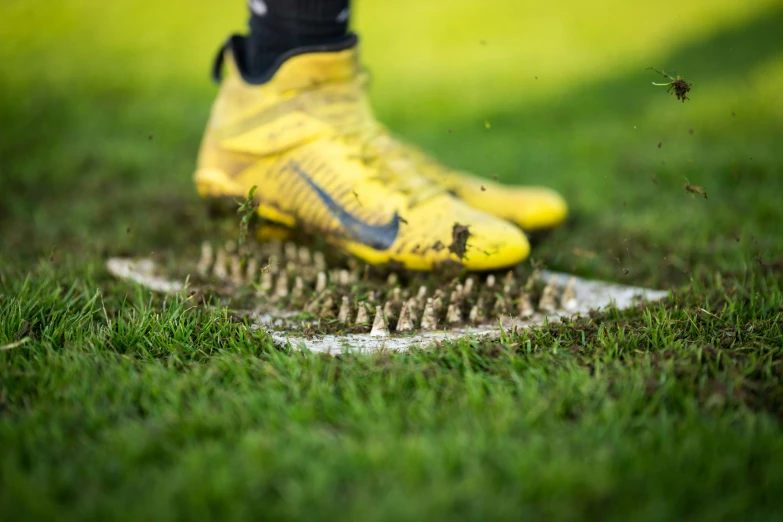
2, 0, 783, 520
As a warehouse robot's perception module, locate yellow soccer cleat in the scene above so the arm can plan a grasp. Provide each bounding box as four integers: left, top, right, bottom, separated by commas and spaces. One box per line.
362, 134, 568, 232
195, 35, 529, 271
407, 154, 568, 232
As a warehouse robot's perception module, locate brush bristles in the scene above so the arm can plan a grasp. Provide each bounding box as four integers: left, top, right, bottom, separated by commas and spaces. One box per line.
191, 242, 586, 332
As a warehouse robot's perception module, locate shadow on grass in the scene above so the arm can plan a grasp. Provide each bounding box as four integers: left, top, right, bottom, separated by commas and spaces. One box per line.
544, 6, 782, 116
415, 5, 783, 134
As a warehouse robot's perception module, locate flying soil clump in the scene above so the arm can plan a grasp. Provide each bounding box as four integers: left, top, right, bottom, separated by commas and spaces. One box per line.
648, 67, 692, 102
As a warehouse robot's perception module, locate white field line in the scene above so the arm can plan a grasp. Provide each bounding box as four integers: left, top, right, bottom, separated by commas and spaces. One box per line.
106, 258, 669, 354
106, 258, 185, 293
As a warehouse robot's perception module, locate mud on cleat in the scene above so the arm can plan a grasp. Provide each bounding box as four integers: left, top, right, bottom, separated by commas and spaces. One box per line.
195, 35, 529, 271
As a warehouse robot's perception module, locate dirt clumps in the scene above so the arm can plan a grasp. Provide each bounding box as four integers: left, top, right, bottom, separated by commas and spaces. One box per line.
449, 223, 471, 260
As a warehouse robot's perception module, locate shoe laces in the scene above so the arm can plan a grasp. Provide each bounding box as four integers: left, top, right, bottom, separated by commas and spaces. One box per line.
339, 124, 445, 207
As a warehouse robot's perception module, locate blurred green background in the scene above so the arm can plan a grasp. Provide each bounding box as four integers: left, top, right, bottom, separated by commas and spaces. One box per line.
1, 0, 782, 283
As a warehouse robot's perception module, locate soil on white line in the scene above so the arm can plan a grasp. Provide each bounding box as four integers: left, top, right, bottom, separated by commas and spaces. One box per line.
107, 257, 669, 354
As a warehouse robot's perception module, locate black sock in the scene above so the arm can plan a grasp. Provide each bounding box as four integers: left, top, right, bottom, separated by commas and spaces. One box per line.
246, 0, 351, 77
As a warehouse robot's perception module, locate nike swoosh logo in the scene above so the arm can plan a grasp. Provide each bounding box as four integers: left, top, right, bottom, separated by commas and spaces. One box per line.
289, 160, 400, 251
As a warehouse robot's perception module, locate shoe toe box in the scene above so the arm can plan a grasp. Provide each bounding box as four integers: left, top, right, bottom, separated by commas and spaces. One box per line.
513, 187, 568, 231
398, 197, 530, 271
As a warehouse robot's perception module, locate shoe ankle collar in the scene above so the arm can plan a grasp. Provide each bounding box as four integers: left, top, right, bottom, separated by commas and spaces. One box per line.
213, 34, 360, 91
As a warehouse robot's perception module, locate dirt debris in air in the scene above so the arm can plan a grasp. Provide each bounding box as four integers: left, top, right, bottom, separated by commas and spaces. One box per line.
648, 67, 692, 102
684, 184, 708, 199
449, 223, 471, 260
670, 77, 692, 101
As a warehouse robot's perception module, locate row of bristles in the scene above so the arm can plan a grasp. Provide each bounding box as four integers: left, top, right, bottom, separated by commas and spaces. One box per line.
194, 241, 577, 334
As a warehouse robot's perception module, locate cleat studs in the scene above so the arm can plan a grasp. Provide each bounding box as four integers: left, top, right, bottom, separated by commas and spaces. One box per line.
518, 290, 534, 318
415, 286, 428, 308
463, 277, 475, 296
420, 298, 438, 331
298, 246, 312, 266
305, 293, 322, 314
561, 277, 577, 311
213, 247, 228, 279
486, 274, 496, 289
382, 300, 396, 322
538, 275, 559, 313
396, 302, 414, 332
315, 271, 327, 293
355, 302, 369, 325
197, 242, 213, 277
468, 304, 482, 324
391, 288, 402, 304
503, 271, 516, 295
405, 297, 419, 324
313, 251, 327, 271
268, 255, 279, 274
291, 276, 304, 303
432, 294, 444, 314
493, 296, 509, 317
259, 270, 274, 295
245, 257, 258, 284
370, 306, 390, 337
337, 296, 351, 324
320, 293, 335, 318
274, 272, 289, 299
224, 240, 237, 253
450, 286, 463, 304
469, 296, 486, 324
387, 273, 399, 286
284, 241, 298, 262
368, 291, 376, 304
446, 303, 462, 325
339, 269, 351, 286
229, 255, 243, 286
266, 240, 282, 258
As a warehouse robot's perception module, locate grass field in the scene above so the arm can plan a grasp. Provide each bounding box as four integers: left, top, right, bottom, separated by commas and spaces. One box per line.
2, 0, 783, 520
